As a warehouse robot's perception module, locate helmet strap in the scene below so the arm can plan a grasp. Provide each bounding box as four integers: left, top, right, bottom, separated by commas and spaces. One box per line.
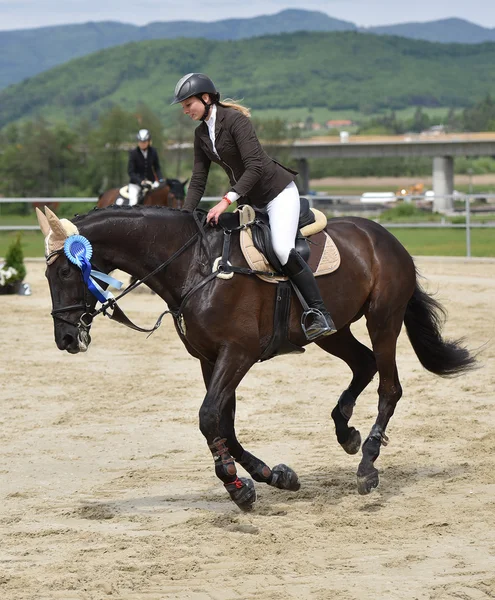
197, 94, 218, 121
198, 97, 212, 121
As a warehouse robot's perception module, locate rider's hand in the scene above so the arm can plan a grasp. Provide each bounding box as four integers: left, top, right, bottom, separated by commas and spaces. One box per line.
206, 198, 230, 225
152, 181, 159, 188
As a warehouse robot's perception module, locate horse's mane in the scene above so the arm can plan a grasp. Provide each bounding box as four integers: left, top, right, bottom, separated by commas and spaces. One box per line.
72, 205, 191, 225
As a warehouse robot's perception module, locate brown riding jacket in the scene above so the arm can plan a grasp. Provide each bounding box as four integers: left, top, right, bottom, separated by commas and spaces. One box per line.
183, 104, 297, 212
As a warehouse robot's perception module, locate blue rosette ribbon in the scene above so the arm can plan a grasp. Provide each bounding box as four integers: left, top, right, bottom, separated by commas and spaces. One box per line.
63, 235, 123, 304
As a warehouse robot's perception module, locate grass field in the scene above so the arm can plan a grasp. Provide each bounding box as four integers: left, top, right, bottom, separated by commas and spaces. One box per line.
387, 228, 494, 256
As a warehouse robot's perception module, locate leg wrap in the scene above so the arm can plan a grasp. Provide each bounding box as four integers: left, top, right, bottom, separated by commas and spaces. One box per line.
209, 437, 238, 482
238, 450, 273, 483
362, 424, 389, 463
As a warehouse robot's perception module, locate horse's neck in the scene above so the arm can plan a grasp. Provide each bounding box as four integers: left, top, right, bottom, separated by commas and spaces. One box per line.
82, 209, 200, 302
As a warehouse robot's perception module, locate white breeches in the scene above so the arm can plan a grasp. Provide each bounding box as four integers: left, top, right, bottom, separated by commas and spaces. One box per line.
128, 183, 140, 206
266, 181, 300, 266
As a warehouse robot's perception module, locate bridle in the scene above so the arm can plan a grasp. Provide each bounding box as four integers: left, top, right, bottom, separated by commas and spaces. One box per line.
47, 247, 100, 336
46, 222, 204, 336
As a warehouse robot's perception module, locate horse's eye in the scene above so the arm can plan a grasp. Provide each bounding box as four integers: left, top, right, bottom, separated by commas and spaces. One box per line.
59, 266, 72, 279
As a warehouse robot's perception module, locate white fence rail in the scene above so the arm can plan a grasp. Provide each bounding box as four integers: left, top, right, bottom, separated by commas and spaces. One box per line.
1, 195, 494, 259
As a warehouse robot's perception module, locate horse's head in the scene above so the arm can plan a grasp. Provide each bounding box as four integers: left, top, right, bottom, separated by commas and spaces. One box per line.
36, 207, 97, 354
166, 178, 188, 207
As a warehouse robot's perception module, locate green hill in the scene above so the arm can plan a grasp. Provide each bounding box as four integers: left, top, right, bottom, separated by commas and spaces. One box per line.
0, 10, 355, 89
1, 31, 495, 128
2, 11, 495, 92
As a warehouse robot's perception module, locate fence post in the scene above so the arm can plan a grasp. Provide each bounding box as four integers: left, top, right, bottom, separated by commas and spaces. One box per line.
466, 169, 473, 258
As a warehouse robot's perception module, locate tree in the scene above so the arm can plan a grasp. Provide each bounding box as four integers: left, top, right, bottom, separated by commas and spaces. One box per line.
135, 102, 165, 156
92, 105, 135, 189
463, 95, 495, 132
410, 107, 430, 133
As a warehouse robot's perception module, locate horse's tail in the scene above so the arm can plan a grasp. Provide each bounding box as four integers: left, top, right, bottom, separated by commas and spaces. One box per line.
404, 281, 477, 377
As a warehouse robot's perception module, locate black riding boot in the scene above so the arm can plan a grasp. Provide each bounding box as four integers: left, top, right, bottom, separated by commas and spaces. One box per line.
284, 249, 337, 340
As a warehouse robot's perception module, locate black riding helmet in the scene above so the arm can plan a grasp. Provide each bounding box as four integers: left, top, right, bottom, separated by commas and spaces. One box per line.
171, 73, 220, 120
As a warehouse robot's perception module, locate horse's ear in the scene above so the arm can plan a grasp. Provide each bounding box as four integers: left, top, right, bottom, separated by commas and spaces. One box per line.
36, 207, 51, 237
182, 179, 189, 186
44, 206, 68, 241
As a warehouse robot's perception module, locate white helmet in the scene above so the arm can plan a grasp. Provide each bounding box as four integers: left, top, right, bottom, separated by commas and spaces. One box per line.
137, 129, 151, 142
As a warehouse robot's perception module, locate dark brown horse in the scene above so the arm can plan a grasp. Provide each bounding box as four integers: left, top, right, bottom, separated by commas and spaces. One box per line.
97, 179, 187, 209
36, 205, 476, 511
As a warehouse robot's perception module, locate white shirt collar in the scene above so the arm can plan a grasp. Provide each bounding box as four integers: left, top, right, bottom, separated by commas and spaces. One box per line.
206, 104, 217, 133
205, 104, 219, 157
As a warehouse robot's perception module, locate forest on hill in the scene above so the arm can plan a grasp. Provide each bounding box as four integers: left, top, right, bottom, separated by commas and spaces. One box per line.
1, 10, 494, 89
1, 31, 495, 129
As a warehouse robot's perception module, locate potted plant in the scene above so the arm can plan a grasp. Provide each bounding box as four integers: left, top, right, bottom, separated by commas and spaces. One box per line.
0, 234, 27, 295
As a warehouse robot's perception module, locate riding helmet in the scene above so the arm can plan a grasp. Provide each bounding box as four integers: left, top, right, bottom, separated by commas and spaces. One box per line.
171, 73, 219, 105
136, 129, 151, 142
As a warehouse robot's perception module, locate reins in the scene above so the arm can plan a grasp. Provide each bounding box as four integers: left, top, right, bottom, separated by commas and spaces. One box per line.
48, 228, 201, 336
91, 229, 201, 333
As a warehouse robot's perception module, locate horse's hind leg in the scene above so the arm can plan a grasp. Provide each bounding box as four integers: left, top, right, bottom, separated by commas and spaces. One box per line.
357, 308, 405, 495
316, 325, 377, 455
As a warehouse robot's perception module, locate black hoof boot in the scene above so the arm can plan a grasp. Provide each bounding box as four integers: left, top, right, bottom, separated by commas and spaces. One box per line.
269, 464, 301, 491
341, 427, 362, 455
225, 477, 257, 511
356, 467, 379, 495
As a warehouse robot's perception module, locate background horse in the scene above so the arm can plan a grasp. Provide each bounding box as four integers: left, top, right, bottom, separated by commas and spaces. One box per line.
37, 206, 476, 511
97, 178, 187, 209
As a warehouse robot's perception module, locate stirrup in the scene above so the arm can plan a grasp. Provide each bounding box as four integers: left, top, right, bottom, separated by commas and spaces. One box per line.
301, 308, 337, 341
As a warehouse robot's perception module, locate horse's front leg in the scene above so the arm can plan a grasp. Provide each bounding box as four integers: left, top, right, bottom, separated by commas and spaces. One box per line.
199, 353, 299, 511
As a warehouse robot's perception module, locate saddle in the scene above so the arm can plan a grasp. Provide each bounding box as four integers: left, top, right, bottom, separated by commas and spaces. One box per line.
217, 197, 340, 283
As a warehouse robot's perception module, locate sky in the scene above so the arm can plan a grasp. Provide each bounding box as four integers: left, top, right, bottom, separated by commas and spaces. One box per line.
0, 0, 494, 31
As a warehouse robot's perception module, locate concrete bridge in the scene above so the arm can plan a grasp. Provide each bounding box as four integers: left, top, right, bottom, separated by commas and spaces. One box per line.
265, 132, 495, 212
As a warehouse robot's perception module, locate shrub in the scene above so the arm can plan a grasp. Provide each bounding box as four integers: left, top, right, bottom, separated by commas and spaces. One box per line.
3, 234, 26, 283
380, 203, 425, 221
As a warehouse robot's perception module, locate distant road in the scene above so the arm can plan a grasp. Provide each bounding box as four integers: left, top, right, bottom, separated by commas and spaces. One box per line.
299, 132, 495, 145
311, 174, 495, 188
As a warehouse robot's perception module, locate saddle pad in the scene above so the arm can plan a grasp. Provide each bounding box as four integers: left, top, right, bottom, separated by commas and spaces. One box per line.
240, 228, 340, 284
119, 185, 130, 199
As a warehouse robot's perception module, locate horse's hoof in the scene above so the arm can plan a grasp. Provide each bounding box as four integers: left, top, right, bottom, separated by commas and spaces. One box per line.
270, 464, 301, 491
341, 427, 361, 455
225, 477, 257, 511
356, 467, 379, 495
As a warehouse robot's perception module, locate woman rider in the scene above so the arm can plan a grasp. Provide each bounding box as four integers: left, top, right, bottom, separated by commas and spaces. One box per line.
127, 129, 164, 205
171, 73, 336, 339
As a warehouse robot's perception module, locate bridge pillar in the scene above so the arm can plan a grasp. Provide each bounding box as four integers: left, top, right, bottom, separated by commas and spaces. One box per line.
432, 156, 454, 212
297, 158, 310, 195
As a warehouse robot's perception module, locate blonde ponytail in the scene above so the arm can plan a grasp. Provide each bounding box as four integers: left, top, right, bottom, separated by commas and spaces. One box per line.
218, 99, 251, 118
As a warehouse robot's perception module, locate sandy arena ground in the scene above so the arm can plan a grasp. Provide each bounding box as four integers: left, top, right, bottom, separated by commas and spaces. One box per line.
1, 257, 494, 600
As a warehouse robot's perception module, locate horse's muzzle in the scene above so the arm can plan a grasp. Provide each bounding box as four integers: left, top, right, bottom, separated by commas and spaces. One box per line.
56, 327, 91, 354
